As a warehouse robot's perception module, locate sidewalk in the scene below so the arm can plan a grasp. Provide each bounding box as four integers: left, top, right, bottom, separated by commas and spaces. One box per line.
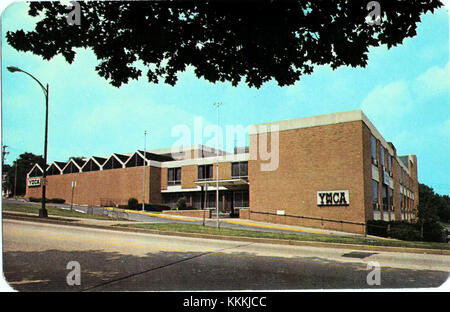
111, 207, 364, 237
2, 210, 141, 228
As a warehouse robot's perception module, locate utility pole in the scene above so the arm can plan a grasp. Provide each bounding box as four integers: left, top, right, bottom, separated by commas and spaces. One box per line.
13, 163, 17, 199
142, 130, 147, 211
213, 102, 222, 228
2, 145, 9, 197
70, 181, 76, 211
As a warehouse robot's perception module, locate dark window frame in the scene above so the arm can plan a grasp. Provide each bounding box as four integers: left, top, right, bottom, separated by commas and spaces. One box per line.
372, 179, 379, 208
370, 135, 377, 165
198, 164, 213, 180
231, 161, 248, 179
167, 167, 181, 185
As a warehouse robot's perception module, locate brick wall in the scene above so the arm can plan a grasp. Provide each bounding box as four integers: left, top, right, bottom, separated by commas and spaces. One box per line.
26, 166, 161, 206
181, 165, 197, 189
248, 120, 367, 234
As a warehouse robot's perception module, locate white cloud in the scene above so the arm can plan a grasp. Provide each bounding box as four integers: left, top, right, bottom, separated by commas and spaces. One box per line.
361, 80, 414, 119
360, 61, 450, 156
362, 61, 449, 122
413, 61, 450, 97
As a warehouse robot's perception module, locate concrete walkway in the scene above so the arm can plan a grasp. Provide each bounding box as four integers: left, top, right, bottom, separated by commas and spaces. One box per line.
105, 207, 365, 237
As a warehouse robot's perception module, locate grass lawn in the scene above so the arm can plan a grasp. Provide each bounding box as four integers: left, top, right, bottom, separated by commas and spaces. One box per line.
116, 222, 450, 251
2, 203, 127, 221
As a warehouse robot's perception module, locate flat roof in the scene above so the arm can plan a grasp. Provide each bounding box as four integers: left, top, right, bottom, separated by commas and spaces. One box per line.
248, 109, 413, 174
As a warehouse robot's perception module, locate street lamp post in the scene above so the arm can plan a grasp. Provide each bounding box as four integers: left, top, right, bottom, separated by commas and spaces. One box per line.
213, 102, 222, 228
7, 66, 49, 218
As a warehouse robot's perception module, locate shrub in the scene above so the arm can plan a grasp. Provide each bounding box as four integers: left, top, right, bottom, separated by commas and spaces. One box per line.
119, 203, 170, 211
176, 197, 187, 210
127, 198, 139, 210
367, 220, 389, 237
144, 203, 170, 212
28, 197, 65, 203
422, 221, 446, 243
49, 198, 65, 204
388, 223, 421, 241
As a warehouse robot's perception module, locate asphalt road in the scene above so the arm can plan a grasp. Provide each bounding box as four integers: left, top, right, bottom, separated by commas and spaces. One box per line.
3, 219, 449, 291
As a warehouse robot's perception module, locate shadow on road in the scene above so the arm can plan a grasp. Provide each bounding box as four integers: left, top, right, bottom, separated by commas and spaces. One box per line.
3, 248, 449, 291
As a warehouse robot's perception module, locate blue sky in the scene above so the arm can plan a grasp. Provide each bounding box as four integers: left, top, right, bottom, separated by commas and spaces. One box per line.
1, 2, 449, 195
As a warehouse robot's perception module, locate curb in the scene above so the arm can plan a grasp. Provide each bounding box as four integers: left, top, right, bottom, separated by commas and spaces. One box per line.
3, 213, 450, 256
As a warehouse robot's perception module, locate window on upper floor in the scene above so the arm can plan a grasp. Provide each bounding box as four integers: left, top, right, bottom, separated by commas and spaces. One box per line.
380, 145, 385, 169
231, 161, 248, 179
372, 180, 379, 207
371, 135, 377, 165
198, 164, 213, 180
167, 167, 181, 186
387, 154, 392, 174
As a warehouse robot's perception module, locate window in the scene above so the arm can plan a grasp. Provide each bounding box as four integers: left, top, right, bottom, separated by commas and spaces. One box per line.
387, 154, 392, 174
389, 187, 393, 211
47, 164, 61, 176
371, 135, 377, 165
29, 166, 43, 177
380, 145, 385, 168
398, 164, 402, 184
372, 180, 379, 209
382, 185, 388, 211
167, 167, 181, 185
198, 164, 213, 180
125, 154, 144, 168
231, 161, 248, 178
233, 191, 249, 208
82, 159, 100, 172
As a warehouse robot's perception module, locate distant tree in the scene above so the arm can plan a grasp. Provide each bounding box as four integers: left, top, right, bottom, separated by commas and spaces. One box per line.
418, 183, 439, 223
2, 163, 12, 196
437, 195, 450, 223
6, 153, 46, 196
417, 183, 447, 242
6, 0, 443, 88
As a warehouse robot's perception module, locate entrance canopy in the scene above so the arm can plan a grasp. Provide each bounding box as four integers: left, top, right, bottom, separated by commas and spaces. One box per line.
194, 178, 249, 190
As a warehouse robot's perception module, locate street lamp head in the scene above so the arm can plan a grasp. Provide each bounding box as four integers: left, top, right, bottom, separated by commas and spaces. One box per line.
7, 66, 21, 73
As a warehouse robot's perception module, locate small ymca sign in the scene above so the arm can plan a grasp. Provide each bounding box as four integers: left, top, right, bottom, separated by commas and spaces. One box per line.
317, 190, 349, 206
28, 178, 41, 187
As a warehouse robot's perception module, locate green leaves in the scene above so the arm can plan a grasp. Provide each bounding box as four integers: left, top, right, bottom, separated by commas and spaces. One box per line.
6, 0, 443, 88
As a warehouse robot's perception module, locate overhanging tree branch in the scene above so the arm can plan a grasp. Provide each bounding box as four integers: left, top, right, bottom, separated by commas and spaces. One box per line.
6, 0, 443, 88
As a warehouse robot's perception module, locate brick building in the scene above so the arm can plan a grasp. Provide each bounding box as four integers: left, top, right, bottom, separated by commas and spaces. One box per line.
26, 110, 418, 234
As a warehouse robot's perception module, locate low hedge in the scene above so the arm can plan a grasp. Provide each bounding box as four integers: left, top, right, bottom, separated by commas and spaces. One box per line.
28, 197, 66, 204
367, 220, 445, 242
128, 198, 139, 210
119, 202, 170, 212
